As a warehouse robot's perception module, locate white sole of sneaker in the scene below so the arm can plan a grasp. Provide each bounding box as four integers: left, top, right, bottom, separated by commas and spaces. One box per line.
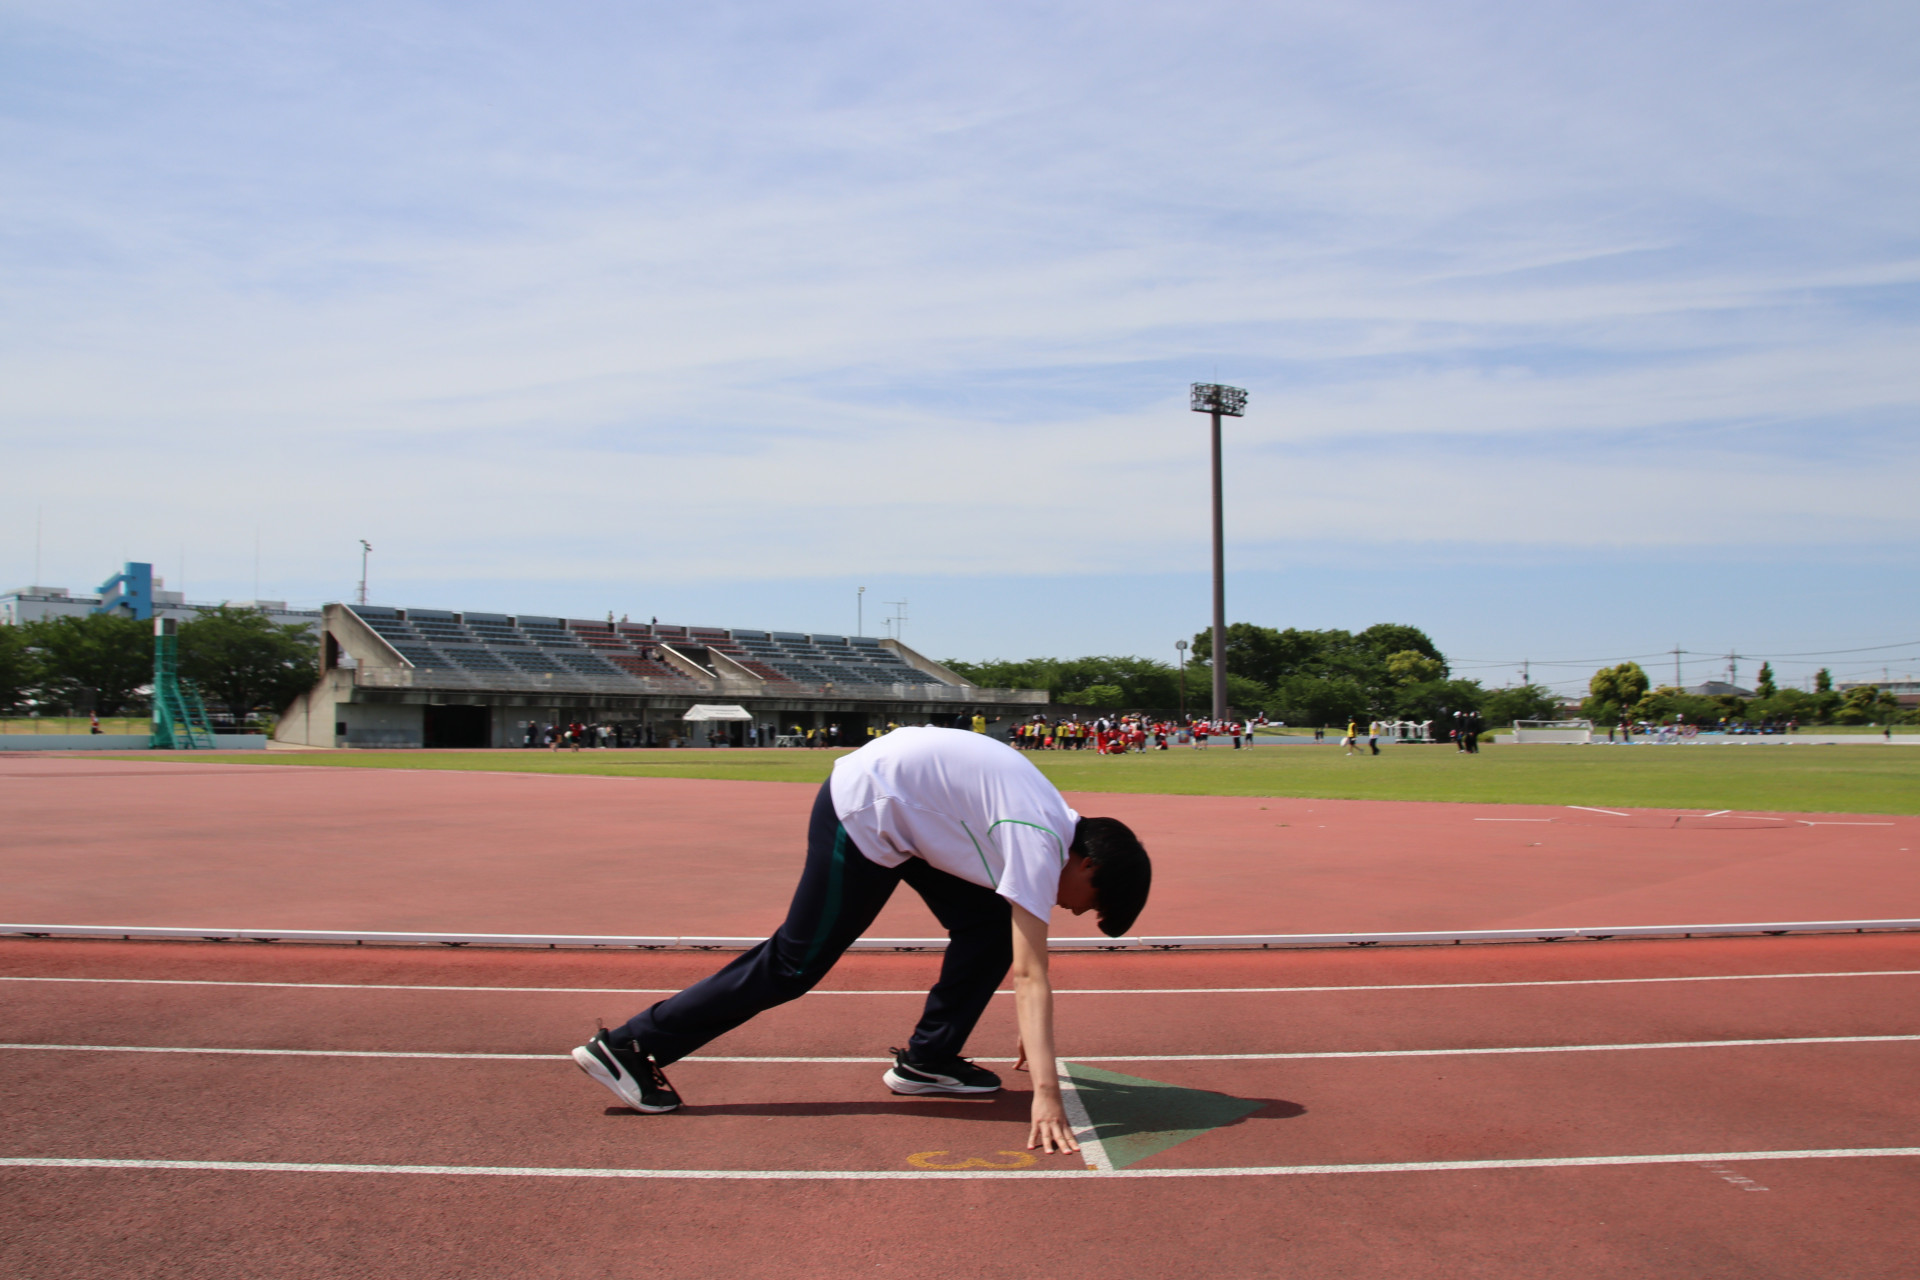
882, 1067, 999, 1095
572, 1045, 677, 1113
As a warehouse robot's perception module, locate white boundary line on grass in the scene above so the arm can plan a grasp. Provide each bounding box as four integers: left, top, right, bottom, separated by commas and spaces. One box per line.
7, 1033, 1919, 1063
4, 1147, 1918, 1181
6, 969, 1920, 997
9, 919, 1920, 951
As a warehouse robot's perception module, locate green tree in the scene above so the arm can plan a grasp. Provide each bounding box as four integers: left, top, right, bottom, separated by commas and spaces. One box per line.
1062, 684, 1125, 709
1385, 650, 1444, 684
1392, 678, 1486, 727
1480, 683, 1562, 726
943, 655, 1179, 709
1191, 621, 1443, 717
1630, 686, 1735, 726
0, 625, 32, 711
1814, 668, 1833, 693
1834, 685, 1899, 725
1584, 661, 1650, 723
1223, 671, 1270, 713
178, 605, 320, 721
1265, 674, 1369, 727
1356, 623, 1445, 668
1755, 662, 1777, 697
22, 613, 152, 714
1748, 687, 1819, 724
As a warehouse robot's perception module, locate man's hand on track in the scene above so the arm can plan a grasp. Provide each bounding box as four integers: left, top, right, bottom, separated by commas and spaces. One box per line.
1026, 1097, 1081, 1154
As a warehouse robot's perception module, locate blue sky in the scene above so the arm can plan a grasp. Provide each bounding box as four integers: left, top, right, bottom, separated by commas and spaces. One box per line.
4, 0, 1917, 695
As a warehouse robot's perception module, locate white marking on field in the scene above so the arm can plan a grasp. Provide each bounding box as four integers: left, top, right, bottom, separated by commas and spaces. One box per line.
3, 1147, 1916, 1181
1055, 1061, 1113, 1172
1474, 818, 1553, 822
1699, 1161, 1770, 1191
1797, 821, 1896, 827
6, 1033, 1918, 1064
1567, 806, 1632, 817
6, 969, 1920, 997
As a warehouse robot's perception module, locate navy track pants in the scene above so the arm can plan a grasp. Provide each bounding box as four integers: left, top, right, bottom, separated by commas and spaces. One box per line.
616, 780, 1013, 1066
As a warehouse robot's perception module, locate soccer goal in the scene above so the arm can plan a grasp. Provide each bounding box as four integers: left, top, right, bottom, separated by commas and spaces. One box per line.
1512, 719, 1594, 744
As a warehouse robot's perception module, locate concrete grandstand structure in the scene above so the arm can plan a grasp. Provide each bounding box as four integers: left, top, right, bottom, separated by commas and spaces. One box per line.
274, 604, 1047, 748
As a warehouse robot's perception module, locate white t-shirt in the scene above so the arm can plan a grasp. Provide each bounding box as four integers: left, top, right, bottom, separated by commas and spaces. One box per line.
829, 726, 1080, 924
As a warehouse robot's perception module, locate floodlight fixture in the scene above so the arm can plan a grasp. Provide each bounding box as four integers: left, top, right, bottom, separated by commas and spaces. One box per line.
1190, 383, 1248, 417
1191, 382, 1248, 722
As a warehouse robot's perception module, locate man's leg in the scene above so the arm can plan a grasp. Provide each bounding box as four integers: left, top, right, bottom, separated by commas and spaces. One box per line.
896, 859, 1013, 1063
611, 780, 902, 1066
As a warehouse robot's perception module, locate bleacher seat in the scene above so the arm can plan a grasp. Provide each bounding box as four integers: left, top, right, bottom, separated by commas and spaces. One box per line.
341, 607, 959, 695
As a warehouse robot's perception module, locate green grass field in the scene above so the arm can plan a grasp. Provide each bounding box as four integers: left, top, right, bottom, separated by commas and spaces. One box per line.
114, 742, 1920, 815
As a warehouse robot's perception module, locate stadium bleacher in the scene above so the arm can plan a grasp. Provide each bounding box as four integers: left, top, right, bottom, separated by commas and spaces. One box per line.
345, 606, 949, 693
279, 603, 1047, 748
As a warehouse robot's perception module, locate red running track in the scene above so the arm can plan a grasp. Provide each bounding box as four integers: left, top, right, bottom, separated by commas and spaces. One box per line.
3, 756, 1917, 938
5, 756, 1920, 1276
4, 934, 1920, 1277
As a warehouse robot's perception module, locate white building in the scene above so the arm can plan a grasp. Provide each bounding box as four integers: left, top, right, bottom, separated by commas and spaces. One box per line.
2, 582, 320, 633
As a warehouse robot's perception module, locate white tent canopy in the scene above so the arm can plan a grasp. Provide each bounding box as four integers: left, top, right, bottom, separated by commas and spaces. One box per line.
681, 704, 754, 722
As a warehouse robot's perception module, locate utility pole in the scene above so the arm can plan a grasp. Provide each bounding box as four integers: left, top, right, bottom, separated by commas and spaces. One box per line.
357, 541, 372, 606
885, 599, 908, 643
1672, 645, 1683, 688
1190, 382, 1247, 722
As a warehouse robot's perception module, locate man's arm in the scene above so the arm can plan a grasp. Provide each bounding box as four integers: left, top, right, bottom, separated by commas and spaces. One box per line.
1009, 903, 1080, 1155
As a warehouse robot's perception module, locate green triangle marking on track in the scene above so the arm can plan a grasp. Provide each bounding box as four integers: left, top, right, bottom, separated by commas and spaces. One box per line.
1062, 1062, 1266, 1170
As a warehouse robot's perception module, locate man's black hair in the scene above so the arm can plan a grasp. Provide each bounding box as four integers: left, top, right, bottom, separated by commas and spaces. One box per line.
1071, 816, 1151, 938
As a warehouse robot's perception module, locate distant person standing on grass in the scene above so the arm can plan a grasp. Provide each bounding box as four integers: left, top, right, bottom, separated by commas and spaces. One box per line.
571, 727, 1152, 1157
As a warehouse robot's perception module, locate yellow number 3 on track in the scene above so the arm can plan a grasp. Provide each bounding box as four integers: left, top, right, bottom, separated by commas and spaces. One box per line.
906, 1150, 1039, 1170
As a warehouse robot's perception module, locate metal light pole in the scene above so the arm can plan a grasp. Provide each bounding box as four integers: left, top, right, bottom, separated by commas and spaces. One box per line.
1190, 383, 1247, 722
357, 541, 372, 606
857, 586, 865, 637
1174, 639, 1188, 718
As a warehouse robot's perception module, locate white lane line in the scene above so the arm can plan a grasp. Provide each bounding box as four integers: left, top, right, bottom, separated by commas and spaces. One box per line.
1798, 821, 1896, 827
1056, 1061, 1113, 1173
0, 977, 688, 995
5, 1148, 1918, 1181
1568, 806, 1632, 816
1703, 810, 1731, 818
1473, 818, 1553, 822
7, 1034, 1919, 1063
7, 970, 1920, 997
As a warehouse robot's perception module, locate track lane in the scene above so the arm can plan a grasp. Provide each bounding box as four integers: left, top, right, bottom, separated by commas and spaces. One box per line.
8, 964, 1919, 1059
6, 1154, 1917, 1280
8, 1041, 1920, 1175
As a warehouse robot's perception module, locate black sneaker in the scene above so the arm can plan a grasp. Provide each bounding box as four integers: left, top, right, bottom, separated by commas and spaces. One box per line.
882, 1046, 1001, 1095
572, 1029, 681, 1113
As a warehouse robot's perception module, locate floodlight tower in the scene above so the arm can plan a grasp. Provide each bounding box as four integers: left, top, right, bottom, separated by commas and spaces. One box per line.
1191, 382, 1247, 722
357, 541, 372, 606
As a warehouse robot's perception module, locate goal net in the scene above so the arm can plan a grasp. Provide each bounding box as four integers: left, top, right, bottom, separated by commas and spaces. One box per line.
1512, 719, 1594, 744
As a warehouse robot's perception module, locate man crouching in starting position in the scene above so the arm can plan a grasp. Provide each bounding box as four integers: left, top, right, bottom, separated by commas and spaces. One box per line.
573, 725, 1152, 1154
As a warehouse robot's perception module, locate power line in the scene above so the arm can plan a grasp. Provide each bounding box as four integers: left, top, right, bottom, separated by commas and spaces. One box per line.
1452, 641, 1919, 669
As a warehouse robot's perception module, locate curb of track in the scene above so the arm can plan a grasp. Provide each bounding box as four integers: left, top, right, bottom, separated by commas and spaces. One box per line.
6, 919, 1919, 951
